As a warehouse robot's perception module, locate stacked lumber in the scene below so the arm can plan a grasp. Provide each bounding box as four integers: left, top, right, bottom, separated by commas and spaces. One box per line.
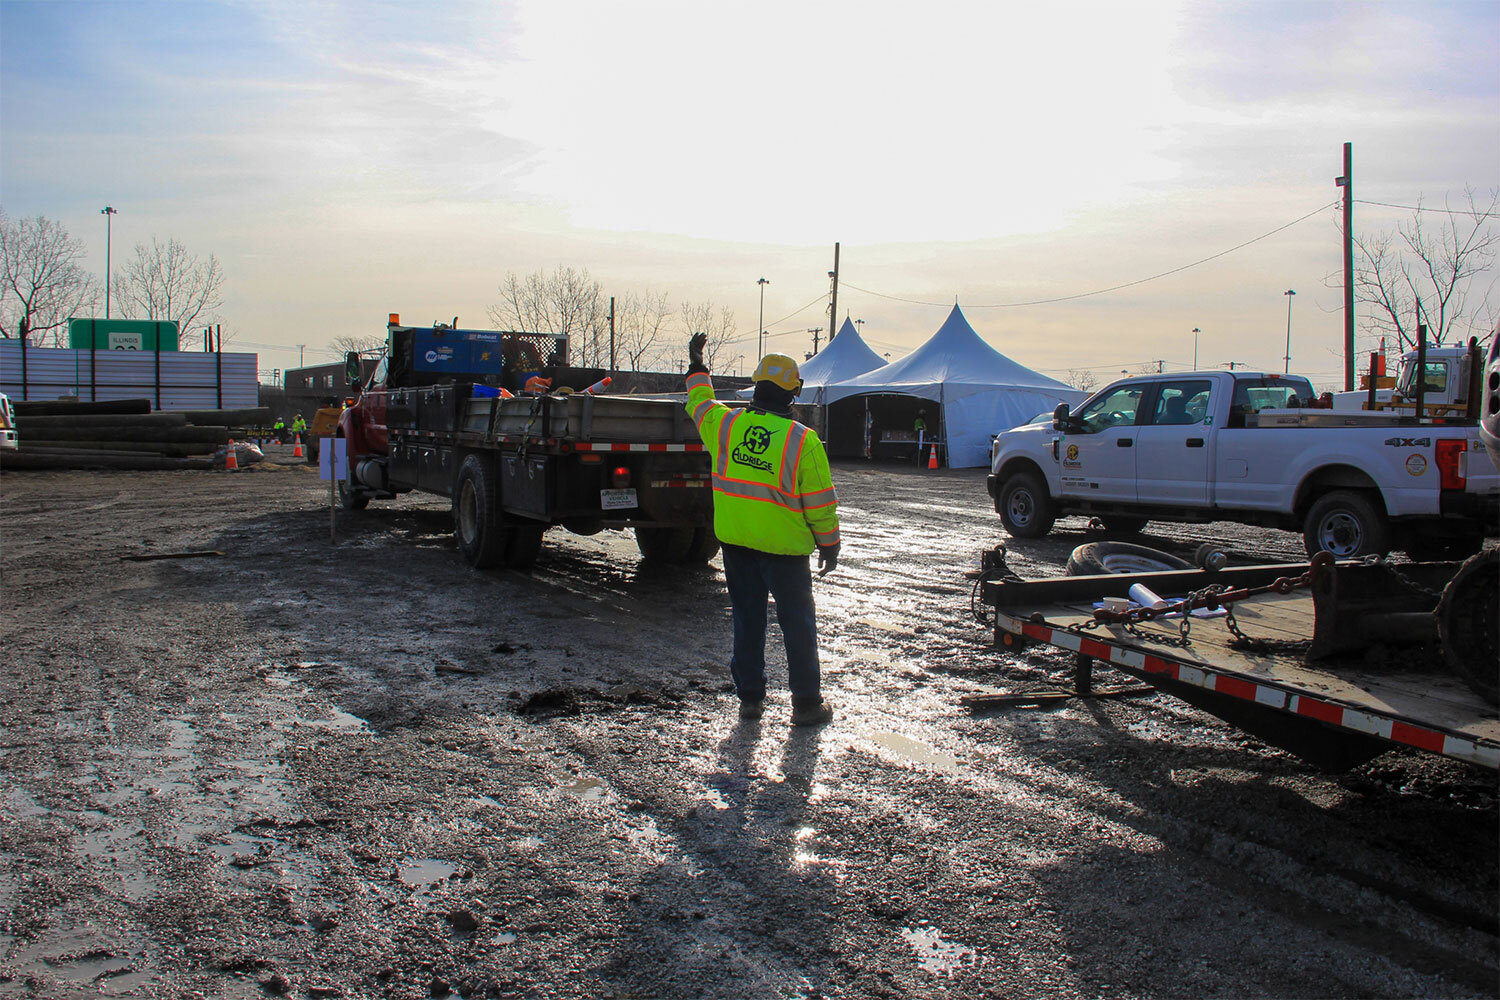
3, 400, 273, 471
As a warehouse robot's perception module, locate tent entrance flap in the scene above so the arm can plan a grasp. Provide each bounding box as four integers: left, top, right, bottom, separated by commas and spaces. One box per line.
826, 392, 939, 460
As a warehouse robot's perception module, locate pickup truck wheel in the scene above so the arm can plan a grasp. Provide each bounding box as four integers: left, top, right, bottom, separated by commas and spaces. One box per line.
997, 471, 1055, 539
1067, 541, 1192, 576
505, 522, 546, 570
1436, 549, 1498, 704
337, 478, 370, 511
1302, 490, 1388, 558
454, 454, 507, 568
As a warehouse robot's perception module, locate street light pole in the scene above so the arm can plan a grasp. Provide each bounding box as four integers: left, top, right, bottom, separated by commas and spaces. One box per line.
100, 206, 118, 318
1283, 289, 1296, 373
756, 277, 769, 360
1192, 327, 1200, 370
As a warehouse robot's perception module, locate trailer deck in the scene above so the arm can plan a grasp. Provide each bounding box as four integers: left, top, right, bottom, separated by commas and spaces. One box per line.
981, 561, 1500, 771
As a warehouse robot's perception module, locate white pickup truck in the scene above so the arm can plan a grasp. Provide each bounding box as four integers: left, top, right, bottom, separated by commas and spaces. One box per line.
986, 370, 1499, 559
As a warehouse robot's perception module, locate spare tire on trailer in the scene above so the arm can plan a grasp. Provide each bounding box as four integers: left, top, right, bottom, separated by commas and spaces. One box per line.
1436, 548, 1498, 705
1067, 541, 1193, 576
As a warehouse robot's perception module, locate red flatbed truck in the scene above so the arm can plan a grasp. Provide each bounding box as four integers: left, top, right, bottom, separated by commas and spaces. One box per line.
336, 315, 717, 569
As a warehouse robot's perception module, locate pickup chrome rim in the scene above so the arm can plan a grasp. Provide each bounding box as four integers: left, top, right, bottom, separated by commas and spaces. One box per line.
1006, 489, 1035, 526
1316, 510, 1363, 556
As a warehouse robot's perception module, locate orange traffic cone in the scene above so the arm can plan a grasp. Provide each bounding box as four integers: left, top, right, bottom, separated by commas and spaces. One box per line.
927, 444, 939, 470
224, 438, 239, 472
292, 434, 304, 458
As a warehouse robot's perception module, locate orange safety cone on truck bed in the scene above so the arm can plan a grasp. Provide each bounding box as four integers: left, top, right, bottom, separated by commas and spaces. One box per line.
224, 439, 239, 472
292, 434, 303, 458
927, 445, 939, 470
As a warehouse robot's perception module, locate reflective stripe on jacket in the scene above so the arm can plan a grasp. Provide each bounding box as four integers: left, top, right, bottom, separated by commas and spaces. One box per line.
686, 372, 840, 556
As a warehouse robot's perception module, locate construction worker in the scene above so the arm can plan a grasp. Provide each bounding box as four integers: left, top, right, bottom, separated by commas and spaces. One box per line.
291, 413, 307, 437
913, 409, 929, 466
272, 416, 286, 443
685, 333, 839, 727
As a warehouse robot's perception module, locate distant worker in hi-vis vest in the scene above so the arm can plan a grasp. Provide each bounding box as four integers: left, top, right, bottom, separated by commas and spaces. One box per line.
684, 333, 839, 727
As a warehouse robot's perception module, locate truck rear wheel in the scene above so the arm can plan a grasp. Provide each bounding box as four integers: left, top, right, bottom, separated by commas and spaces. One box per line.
997, 470, 1055, 539
1436, 548, 1498, 704
338, 478, 370, 510
636, 525, 719, 564
1302, 490, 1388, 559
454, 454, 507, 568
506, 522, 546, 570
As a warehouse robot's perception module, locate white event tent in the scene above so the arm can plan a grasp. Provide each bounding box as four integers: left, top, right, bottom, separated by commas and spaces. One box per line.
822, 304, 1085, 468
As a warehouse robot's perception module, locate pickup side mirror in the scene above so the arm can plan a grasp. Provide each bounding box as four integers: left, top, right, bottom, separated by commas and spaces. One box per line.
344, 352, 362, 389
1052, 402, 1072, 432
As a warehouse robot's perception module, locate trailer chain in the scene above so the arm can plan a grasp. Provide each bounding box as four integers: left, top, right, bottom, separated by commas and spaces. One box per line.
516, 395, 547, 464
1356, 554, 1443, 602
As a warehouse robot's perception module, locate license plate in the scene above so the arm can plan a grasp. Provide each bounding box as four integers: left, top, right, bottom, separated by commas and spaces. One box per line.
600, 488, 638, 510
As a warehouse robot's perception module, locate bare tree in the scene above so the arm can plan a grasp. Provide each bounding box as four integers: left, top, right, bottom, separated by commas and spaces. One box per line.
488, 267, 610, 367
1346, 187, 1499, 350
112, 236, 225, 334
614, 289, 672, 371
1065, 369, 1100, 393
327, 334, 387, 360
0, 210, 98, 346
678, 301, 737, 372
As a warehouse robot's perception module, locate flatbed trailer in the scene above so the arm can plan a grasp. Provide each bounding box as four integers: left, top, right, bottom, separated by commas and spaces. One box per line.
980, 558, 1500, 771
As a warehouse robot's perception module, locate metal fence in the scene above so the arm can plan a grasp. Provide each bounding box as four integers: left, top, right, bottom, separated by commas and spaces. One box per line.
0, 341, 258, 410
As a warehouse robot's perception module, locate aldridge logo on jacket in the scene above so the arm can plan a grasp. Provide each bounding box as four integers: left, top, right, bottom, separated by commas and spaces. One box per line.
732, 425, 776, 472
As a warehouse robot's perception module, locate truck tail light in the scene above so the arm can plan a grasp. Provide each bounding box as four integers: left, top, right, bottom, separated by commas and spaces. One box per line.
612, 465, 631, 488
1435, 438, 1466, 490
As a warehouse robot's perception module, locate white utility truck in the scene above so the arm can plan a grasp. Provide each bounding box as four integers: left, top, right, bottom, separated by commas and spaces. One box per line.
987, 371, 1498, 559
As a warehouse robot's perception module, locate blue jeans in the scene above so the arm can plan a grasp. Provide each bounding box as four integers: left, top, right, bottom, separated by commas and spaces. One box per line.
720, 543, 821, 702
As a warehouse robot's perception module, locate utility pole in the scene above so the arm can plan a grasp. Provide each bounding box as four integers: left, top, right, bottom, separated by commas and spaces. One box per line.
827, 242, 840, 340
1156, 360, 1164, 374
297, 344, 305, 367
854, 318, 865, 335
1192, 328, 1201, 370
608, 296, 616, 370
1283, 289, 1296, 373
1336, 142, 1354, 390
100, 206, 118, 318
757, 277, 769, 359
807, 327, 823, 356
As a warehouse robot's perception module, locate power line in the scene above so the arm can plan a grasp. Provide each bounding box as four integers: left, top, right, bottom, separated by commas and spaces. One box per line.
1354, 197, 1498, 218
840, 200, 1340, 310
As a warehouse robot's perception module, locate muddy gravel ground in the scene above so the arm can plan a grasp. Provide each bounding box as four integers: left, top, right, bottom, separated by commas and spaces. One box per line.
2, 450, 1497, 1000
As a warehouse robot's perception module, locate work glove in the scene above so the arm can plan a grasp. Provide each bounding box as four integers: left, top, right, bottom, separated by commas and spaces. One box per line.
688, 332, 709, 375
817, 542, 840, 576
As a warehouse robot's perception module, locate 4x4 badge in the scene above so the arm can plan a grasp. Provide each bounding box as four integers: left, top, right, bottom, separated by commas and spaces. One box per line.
1383, 436, 1430, 448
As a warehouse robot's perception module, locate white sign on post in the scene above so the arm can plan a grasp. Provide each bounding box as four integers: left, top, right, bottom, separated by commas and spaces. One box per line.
317, 438, 347, 481
318, 438, 348, 545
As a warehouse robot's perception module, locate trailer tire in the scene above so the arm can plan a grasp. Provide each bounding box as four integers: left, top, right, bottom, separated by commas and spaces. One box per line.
1067, 541, 1193, 576
997, 470, 1055, 539
1436, 548, 1498, 705
1302, 490, 1388, 559
506, 521, 546, 570
454, 454, 507, 568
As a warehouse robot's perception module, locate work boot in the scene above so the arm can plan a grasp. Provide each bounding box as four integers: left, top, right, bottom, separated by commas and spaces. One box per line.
738, 700, 764, 720
790, 697, 833, 727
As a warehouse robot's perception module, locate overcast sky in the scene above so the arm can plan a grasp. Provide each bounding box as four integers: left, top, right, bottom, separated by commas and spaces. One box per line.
2, 0, 1496, 386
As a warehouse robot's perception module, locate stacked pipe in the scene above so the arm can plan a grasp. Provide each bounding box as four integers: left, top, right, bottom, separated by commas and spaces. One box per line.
3, 399, 273, 471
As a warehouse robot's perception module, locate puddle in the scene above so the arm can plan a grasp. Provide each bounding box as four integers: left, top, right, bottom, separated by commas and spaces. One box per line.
206, 831, 276, 864
400, 858, 458, 889
513, 836, 543, 850
495, 931, 518, 945
559, 776, 608, 802
900, 925, 981, 975
869, 732, 961, 774
300, 705, 369, 733
7, 786, 50, 819
475, 795, 505, 809
7, 934, 151, 995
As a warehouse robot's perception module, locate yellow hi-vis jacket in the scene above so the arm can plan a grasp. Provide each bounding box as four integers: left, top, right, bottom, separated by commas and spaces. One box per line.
686, 372, 840, 556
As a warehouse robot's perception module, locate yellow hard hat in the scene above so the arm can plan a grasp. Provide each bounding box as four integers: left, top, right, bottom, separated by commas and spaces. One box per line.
751, 353, 803, 392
